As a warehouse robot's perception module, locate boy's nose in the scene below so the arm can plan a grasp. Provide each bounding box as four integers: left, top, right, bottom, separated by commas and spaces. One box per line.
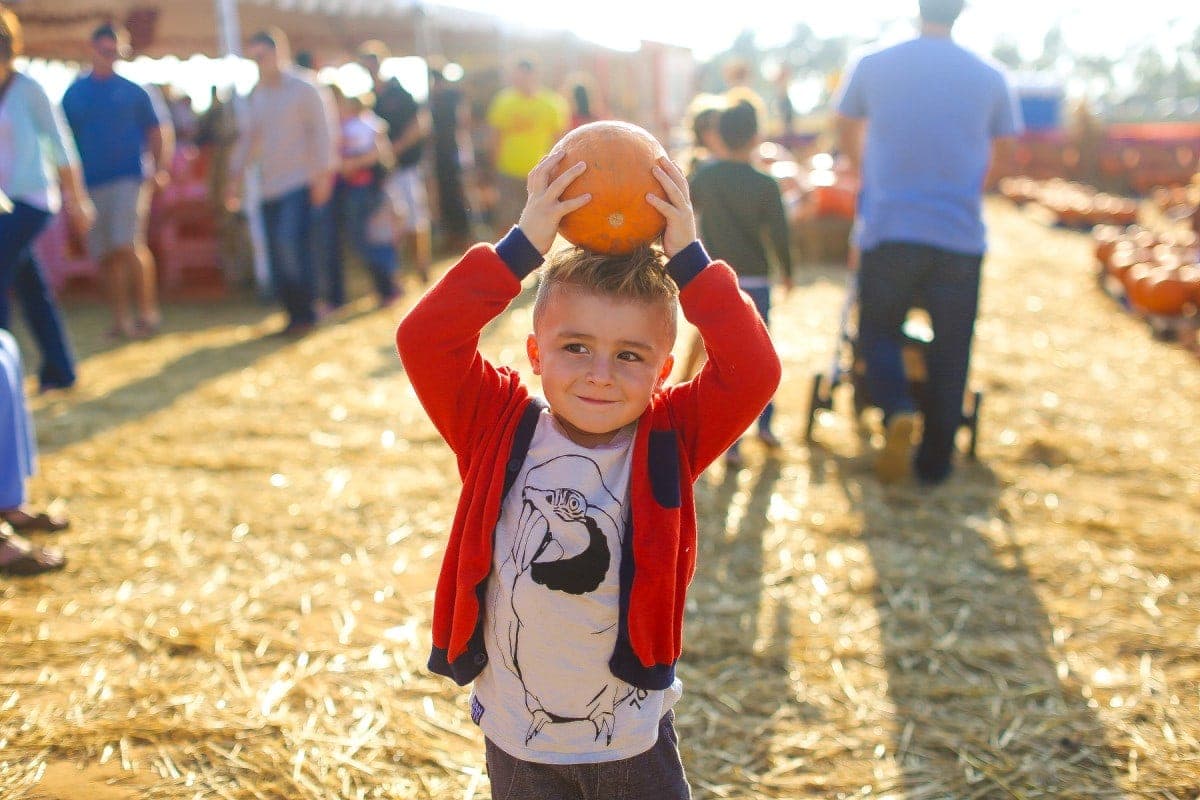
586, 359, 613, 385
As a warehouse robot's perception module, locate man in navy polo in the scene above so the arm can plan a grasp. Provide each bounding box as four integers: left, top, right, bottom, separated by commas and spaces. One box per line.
62, 23, 173, 339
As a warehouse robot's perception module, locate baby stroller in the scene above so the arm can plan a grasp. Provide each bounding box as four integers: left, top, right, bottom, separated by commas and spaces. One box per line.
803, 274, 982, 457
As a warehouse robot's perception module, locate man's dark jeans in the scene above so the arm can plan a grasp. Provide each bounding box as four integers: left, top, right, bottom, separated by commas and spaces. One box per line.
261, 186, 319, 327
0, 201, 78, 390
858, 241, 982, 483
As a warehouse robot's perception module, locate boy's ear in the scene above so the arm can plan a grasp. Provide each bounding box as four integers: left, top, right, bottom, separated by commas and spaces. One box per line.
526, 333, 543, 375
655, 353, 675, 388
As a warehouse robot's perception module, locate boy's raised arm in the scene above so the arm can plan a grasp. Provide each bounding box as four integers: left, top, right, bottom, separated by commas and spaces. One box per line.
395, 150, 591, 455
649, 159, 782, 471
395, 237, 531, 455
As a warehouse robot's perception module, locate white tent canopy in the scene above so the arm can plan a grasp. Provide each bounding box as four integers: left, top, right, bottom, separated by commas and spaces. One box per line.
7, 0, 526, 62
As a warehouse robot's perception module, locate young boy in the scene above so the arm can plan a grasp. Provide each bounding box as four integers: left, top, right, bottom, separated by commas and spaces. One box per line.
688, 99, 794, 466
396, 150, 780, 798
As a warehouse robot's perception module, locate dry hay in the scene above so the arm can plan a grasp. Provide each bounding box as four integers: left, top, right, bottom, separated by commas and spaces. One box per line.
2, 199, 1199, 799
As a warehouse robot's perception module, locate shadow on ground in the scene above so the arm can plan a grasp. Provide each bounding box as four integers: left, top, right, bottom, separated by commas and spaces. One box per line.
808, 448, 1123, 797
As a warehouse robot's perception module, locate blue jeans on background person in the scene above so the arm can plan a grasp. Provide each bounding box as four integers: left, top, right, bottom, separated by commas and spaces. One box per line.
725, 282, 775, 464
335, 183, 399, 303
260, 186, 318, 329
742, 283, 774, 435
310, 196, 342, 309
858, 241, 983, 484
0, 201, 78, 391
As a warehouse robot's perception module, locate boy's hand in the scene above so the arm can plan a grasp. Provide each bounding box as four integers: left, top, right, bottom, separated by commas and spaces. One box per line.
647, 157, 697, 258
517, 150, 591, 254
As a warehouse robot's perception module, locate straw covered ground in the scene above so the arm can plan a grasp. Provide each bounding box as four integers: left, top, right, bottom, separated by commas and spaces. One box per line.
2, 198, 1199, 799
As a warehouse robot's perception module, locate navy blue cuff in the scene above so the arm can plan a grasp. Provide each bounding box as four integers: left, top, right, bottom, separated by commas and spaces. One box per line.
665, 241, 710, 289
495, 227, 544, 280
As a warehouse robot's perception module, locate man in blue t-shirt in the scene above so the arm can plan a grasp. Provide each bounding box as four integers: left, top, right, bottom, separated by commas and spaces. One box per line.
833, 0, 1021, 486
62, 23, 173, 340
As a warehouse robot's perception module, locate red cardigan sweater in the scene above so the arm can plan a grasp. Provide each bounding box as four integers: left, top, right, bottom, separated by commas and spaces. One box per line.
396, 230, 781, 689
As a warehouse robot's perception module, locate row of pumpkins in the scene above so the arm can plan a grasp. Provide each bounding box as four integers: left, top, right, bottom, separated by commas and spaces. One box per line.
999, 177, 1140, 227
1092, 224, 1200, 317
761, 146, 859, 221
1150, 180, 1200, 223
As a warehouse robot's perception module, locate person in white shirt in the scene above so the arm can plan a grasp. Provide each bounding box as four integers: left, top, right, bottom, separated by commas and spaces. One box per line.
0, 6, 93, 392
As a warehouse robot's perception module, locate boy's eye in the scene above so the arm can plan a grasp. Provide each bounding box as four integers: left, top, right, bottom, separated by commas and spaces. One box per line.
563, 343, 588, 354
617, 351, 643, 362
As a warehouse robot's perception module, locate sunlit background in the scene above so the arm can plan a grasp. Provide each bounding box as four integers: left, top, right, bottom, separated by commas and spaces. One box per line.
14, 0, 1200, 121
439, 0, 1195, 63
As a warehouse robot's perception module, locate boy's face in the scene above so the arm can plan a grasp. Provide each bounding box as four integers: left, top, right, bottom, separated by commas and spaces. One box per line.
527, 287, 675, 448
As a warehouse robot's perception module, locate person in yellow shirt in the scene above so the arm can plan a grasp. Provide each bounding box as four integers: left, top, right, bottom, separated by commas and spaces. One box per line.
485, 57, 567, 235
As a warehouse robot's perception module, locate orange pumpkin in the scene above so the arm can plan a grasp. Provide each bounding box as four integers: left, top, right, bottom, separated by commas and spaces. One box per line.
1092, 225, 1121, 267
1152, 244, 1185, 269
548, 120, 668, 255
1178, 265, 1200, 305
1123, 262, 1156, 301
1131, 228, 1159, 249
1106, 245, 1144, 283
1132, 267, 1192, 316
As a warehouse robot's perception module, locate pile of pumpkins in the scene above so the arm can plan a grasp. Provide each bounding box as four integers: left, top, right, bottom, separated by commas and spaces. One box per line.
999, 177, 1140, 228
1092, 224, 1200, 318
762, 145, 859, 221
1150, 180, 1200, 223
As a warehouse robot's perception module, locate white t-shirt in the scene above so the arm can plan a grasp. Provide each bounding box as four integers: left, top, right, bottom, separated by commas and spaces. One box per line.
0, 104, 15, 199
340, 111, 383, 159
472, 408, 682, 764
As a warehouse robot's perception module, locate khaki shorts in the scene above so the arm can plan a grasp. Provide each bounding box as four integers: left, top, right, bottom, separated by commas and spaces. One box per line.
384, 166, 430, 234
88, 177, 150, 258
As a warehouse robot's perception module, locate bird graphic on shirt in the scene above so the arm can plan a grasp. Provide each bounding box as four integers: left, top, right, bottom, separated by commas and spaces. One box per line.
491, 454, 640, 746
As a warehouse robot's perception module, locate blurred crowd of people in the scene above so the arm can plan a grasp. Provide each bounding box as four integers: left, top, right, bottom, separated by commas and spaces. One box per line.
0, 8, 623, 575
2, 0, 1019, 577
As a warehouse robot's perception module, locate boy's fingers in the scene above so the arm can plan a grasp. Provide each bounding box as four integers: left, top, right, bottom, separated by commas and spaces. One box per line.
657, 155, 684, 179
538, 149, 566, 170
559, 193, 592, 214
651, 165, 687, 204
545, 160, 587, 196
655, 157, 688, 191
645, 192, 675, 214
527, 149, 567, 191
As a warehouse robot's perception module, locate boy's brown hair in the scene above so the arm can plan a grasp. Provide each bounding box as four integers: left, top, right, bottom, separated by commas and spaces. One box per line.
533, 245, 679, 340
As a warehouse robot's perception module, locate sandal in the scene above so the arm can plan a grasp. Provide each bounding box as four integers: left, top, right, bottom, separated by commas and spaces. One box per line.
1, 508, 70, 533
0, 530, 66, 576
133, 317, 162, 339
105, 324, 135, 341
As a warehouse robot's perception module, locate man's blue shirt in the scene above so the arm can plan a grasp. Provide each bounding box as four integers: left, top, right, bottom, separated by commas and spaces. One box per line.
835, 36, 1022, 254
62, 72, 162, 188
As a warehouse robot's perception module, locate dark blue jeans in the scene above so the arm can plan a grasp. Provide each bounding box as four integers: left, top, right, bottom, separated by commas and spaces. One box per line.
260, 186, 319, 327
0, 201, 77, 390
858, 242, 982, 483
742, 284, 774, 435
310, 196, 341, 308
334, 183, 398, 302
484, 712, 690, 800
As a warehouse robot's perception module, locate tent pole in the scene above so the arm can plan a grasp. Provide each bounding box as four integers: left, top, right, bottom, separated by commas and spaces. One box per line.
215, 0, 271, 297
